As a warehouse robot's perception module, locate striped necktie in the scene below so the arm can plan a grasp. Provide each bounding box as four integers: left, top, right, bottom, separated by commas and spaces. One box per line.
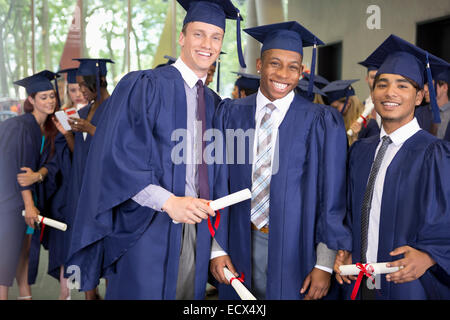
360, 135, 392, 263
250, 103, 276, 229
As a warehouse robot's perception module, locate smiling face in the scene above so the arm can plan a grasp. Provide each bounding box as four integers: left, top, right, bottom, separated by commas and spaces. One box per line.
257, 48, 303, 101
76, 75, 97, 103
179, 21, 224, 78
28, 90, 57, 115
67, 83, 88, 106
372, 73, 424, 131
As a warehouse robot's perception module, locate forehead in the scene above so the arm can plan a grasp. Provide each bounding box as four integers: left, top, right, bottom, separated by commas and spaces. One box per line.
263, 48, 302, 63
36, 89, 54, 96
185, 21, 224, 35
377, 73, 408, 81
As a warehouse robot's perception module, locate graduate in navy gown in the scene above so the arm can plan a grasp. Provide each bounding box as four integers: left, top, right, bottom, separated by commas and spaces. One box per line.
54, 58, 113, 300
0, 71, 59, 300
334, 34, 450, 300
231, 71, 260, 99
210, 21, 351, 300
65, 0, 247, 300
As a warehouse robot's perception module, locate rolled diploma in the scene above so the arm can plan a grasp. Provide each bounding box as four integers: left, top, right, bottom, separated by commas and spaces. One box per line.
172, 188, 252, 224
347, 103, 375, 137
22, 211, 67, 231
339, 262, 403, 276
223, 267, 256, 300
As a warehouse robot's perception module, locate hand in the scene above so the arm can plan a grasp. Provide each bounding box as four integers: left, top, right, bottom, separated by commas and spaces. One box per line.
334, 250, 357, 284
301, 268, 331, 300
385, 246, 436, 284
24, 205, 40, 229
162, 195, 215, 224
210, 255, 239, 284
68, 117, 95, 135
52, 115, 68, 135
17, 167, 40, 187
350, 121, 363, 135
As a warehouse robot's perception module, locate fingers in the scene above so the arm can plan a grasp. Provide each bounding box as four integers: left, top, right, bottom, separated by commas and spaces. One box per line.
390, 246, 409, 257
197, 199, 216, 217
210, 256, 234, 284
300, 274, 311, 295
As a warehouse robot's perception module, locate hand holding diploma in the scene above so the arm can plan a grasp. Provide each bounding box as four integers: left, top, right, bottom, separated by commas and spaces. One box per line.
223, 267, 256, 300
22, 210, 67, 231
347, 103, 375, 137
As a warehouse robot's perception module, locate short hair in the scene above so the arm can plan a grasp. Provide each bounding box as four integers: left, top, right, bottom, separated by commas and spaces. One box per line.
437, 80, 450, 100
373, 73, 420, 92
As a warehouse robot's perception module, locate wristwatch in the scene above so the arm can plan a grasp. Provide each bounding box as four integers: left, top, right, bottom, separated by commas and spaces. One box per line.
38, 173, 44, 183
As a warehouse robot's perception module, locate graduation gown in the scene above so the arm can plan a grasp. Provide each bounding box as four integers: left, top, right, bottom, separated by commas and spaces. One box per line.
0, 113, 41, 286
445, 124, 450, 142
345, 130, 450, 299
415, 104, 433, 134
213, 93, 352, 299
358, 118, 380, 140
66, 65, 219, 299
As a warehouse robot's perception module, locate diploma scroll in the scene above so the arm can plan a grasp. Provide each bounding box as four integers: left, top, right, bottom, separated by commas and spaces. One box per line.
172, 188, 252, 224
347, 103, 375, 137
223, 267, 256, 300
22, 211, 67, 231
339, 262, 403, 276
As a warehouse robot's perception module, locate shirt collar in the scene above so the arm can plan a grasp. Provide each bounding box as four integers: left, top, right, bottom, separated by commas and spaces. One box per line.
440, 101, 450, 112
380, 117, 421, 147
173, 57, 207, 89
256, 88, 295, 114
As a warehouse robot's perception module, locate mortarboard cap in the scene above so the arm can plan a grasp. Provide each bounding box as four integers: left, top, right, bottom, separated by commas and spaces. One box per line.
433, 66, 450, 83
14, 70, 58, 96
177, 0, 246, 68
232, 71, 260, 92
297, 78, 326, 96
58, 68, 78, 84
322, 79, 358, 114
73, 58, 114, 103
302, 72, 329, 89
358, 60, 378, 72
361, 34, 450, 123
163, 55, 177, 65
245, 21, 324, 99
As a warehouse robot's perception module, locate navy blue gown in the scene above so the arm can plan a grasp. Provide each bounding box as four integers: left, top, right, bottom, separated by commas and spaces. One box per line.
343, 130, 450, 299
0, 113, 41, 286
213, 93, 352, 299
66, 65, 219, 299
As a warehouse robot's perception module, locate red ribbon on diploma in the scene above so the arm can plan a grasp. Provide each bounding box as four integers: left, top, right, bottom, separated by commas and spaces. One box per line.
207, 205, 221, 237
39, 216, 46, 243
360, 115, 368, 128
351, 263, 376, 300
230, 272, 245, 285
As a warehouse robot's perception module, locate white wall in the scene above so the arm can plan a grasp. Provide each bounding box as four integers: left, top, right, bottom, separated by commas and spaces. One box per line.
287, 0, 450, 99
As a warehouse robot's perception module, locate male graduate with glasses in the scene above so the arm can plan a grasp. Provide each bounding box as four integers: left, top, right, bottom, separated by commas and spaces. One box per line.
210, 21, 351, 300
334, 35, 450, 300
65, 0, 247, 299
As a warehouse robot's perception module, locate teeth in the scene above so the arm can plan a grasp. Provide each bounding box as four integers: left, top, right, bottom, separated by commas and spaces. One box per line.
198, 51, 211, 57
273, 81, 288, 90
383, 102, 399, 106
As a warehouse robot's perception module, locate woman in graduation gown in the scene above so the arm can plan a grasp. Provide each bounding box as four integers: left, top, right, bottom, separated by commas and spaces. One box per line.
334, 35, 450, 300
56, 58, 113, 300
0, 71, 58, 300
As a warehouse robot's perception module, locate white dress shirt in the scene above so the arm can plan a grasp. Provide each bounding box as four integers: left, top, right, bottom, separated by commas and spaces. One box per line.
366, 118, 421, 263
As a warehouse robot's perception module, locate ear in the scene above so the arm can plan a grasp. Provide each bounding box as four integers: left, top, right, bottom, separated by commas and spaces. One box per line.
240, 89, 246, 98
256, 58, 262, 74
27, 95, 35, 106
178, 30, 185, 48
415, 89, 425, 106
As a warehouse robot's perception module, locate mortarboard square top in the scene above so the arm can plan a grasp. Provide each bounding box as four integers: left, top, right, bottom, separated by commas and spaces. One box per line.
302, 72, 330, 88
244, 21, 324, 56
232, 71, 260, 91
73, 58, 114, 77
14, 70, 59, 95
297, 78, 326, 96
178, 0, 241, 31
433, 66, 450, 83
358, 60, 378, 72
361, 34, 449, 88
322, 79, 359, 104
58, 68, 78, 84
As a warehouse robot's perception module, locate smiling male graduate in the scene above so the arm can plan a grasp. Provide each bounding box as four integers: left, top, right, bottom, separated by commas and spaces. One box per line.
65, 0, 247, 299
210, 21, 352, 300
334, 34, 450, 300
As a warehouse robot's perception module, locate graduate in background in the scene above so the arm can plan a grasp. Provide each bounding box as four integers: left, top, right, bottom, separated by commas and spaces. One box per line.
0, 71, 59, 300
231, 71, 260, 99
65, 0, 246, 300
322, 80, 366, 146
295, 78, 327, 104
210, 21, 351, 300
334, 34, 450, 300
58, 68, 88, 111
433, 67, 450, 140
59, 58, 113, 300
